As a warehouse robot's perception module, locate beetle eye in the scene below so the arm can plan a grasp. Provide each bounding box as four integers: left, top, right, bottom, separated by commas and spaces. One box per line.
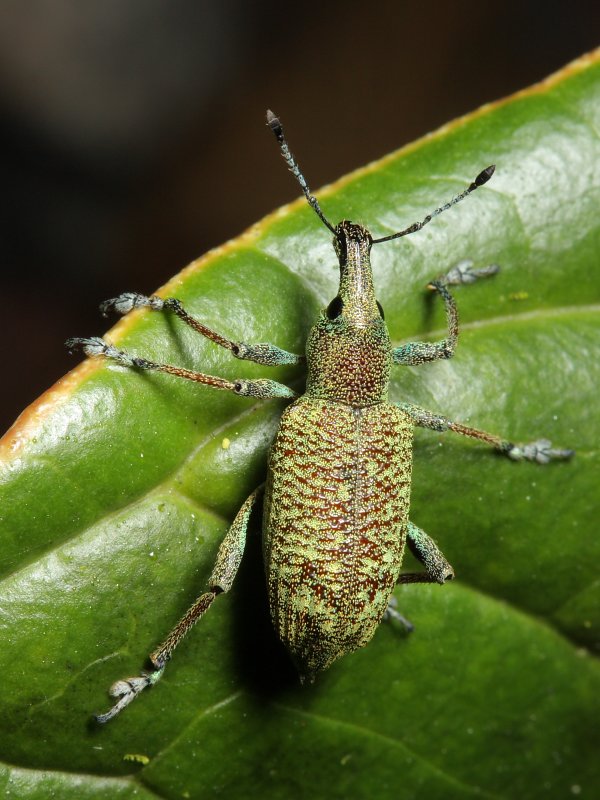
326, 295, 343, 320
376, 300, 385, 319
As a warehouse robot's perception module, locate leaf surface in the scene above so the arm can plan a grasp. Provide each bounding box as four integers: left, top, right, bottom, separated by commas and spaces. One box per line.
1, 51, 599, 800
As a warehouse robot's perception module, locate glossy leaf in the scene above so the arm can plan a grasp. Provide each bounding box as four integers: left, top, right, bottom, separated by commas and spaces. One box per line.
1, 51, 599, 799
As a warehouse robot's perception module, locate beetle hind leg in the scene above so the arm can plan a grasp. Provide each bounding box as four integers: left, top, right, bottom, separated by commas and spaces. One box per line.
397, 521, 455, 585
383, 596, 414, 633
385, 522, 454, 636
94, 487, 262, 724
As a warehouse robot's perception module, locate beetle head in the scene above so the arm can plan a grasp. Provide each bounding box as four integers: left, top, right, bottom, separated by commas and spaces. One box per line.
327, 220, 383, 328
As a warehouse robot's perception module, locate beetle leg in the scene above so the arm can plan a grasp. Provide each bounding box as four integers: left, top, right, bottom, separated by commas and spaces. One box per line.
66, 337, 297, 399
397, 521, 455, 585
95, 486, 263, 724
393, 282, 458, 364
397, 402, 574, 463
383, 595, 414, 632
435, 258, 500, 287
99, 292, 305, 366
387, 522, 453, 631
392, 261, 498, 366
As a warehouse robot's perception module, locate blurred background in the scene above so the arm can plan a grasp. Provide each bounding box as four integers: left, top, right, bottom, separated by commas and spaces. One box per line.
1, 0, 598, 433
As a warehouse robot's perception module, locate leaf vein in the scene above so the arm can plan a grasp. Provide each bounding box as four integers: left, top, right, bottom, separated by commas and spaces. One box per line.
272, 701, 505, 800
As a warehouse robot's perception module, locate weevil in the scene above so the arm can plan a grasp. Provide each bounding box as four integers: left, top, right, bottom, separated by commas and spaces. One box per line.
67, 111, 574, 723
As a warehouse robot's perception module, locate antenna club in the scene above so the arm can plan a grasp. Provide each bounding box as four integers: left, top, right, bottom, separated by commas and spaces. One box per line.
372, 163, 496, 245
475, 165, 496, 187
266, 108, 336, 235
266, 109, 284, 142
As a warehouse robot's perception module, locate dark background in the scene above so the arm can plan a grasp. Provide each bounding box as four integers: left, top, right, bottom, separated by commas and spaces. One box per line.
1, 0, 598, 434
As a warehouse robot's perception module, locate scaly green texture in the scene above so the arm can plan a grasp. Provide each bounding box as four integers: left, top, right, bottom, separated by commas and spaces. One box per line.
0, 51, 598, 799
264, 399, 413, 677
262, 218, 452, 680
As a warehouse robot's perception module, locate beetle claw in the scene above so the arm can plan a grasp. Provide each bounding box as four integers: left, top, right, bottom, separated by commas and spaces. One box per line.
95, 668, 164, 724
433, 259, 500, 287
507, 439, 575, 464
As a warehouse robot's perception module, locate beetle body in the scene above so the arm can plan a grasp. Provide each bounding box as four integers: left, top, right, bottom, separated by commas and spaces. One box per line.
264, 398, 412, 678
263, 221, 412, 679
75, 113, 571, 724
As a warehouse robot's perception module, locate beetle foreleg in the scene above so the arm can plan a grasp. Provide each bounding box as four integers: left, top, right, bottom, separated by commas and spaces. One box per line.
392, 262, 498, 366
95, 486, 262, 724
99, 292, 304, 366
398, 403, 574, 463
435, 259, 500, 287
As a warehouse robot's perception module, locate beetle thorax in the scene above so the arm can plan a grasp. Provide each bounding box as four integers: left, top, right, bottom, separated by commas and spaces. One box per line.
304, 220, 392, 406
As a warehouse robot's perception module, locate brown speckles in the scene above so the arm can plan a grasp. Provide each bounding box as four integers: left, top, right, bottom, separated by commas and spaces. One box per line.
305, 317, 392, 406
263, 398, 412, 676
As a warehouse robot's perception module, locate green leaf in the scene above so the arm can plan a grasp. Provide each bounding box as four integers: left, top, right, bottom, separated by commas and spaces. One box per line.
1, 50, 599, 800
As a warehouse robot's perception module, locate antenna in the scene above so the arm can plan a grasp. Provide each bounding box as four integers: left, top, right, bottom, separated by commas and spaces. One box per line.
372, 166, 495, 244
266, 110, 336, 235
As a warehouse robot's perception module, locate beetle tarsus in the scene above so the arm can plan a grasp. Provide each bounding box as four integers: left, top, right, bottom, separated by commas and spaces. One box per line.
384, 596, 415, 633
65, 337, 138, 366
432, 259, 500, 287
100, 292, 164, 317
506, 439, 575, 464
95, 668, 164, 724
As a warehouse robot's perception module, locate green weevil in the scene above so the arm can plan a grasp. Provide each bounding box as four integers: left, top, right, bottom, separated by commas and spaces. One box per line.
67, 111, 573, 723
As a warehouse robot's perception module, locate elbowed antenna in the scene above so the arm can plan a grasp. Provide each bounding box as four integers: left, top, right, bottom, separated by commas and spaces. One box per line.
266, 110, 336, 235
372, 166, 495, 244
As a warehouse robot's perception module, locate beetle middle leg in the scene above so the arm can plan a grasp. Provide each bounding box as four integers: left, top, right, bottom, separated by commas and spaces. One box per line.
95, 486, 262, 724
398, 402, 574, 463
65, 337, 297, 400
386, 522, 454, 632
